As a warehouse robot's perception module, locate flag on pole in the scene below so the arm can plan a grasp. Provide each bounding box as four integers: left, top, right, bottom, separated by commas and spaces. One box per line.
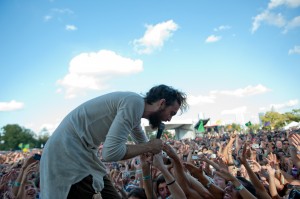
18, 143, 23, 149
22, 144, 30, 153
198, 120, 205, 133
245, 121, 252, 127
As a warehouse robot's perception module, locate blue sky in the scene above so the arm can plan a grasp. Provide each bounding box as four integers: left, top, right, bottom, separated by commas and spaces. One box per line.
1, 0, 300, 134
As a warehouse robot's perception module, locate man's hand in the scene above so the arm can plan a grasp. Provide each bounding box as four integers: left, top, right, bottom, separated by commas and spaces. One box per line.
147, 139, 163, 154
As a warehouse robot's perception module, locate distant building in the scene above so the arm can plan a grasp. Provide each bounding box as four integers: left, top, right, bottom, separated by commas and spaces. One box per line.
143, 122, 195, 140
258, 112, 265, 125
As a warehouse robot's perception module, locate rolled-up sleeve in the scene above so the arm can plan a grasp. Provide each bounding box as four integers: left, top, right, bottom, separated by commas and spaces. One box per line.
102, 111, 129, 161
102, 95, 144, 162
130, 125, 149, 144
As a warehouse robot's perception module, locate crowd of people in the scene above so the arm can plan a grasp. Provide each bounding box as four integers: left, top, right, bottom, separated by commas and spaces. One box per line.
1, 128, 300, 199
1, 85, 300, 198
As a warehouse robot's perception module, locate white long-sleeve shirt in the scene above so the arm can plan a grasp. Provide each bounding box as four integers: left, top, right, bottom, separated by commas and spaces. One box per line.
40, 92, 148, 199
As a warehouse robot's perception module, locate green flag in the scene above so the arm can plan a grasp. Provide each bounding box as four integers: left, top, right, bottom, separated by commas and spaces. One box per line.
245, 121, 252, 127
198, 120, 205, 133
18, 143, 23, 149
24, 144, 30, 149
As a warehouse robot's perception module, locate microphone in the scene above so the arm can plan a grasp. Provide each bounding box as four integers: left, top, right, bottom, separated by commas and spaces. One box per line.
156, 123, 165, 139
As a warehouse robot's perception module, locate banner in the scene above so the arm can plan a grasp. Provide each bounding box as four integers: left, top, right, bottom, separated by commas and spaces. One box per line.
245, 121, 252, 127
198, 120, 205, 133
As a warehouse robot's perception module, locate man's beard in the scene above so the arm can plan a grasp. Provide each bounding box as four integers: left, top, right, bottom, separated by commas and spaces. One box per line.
149, 109, 163, 129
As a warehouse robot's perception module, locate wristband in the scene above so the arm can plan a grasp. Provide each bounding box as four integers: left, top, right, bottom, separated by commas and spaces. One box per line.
142, 175, 150, 180
135, 169, 142, 174
206, 181, 212, 188
14, 182, 21, 187
166, 179, 176, 186
234, 184, 244, 191
289, 146, 297, 151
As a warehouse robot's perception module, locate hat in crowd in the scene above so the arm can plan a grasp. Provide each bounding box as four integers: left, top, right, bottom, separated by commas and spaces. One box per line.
125, 183, 139, 193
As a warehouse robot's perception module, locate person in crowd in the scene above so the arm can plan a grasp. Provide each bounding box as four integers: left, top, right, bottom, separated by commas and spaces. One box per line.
152, 153, 186, 199
1, 121, 300, 199
39, 84, 188, 199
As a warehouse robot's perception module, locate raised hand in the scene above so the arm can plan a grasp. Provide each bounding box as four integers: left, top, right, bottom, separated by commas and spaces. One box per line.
163, 143, 178, 160
238, 143, 249, 165
265, 164, 275, 177
22, 155, 38, 170
184, 162, 204, 178
248, 160, 261, 173
230, 133, 237, 141
289, 133, 300, 151
214, 168, 236, 182
152, 153, 165, 171
266, 153, 277, 168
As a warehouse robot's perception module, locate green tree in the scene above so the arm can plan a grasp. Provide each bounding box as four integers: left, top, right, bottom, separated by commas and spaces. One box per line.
225, 123, 242, 132
284, 109, 300, 123
247, 123, 261, 134
36, 128, 50, 148
261, 111, 287, 130
0, 124, 37, 150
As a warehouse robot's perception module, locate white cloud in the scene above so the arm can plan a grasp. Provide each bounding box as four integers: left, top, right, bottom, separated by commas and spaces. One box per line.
270, 99, 299, 110
133, 20, 178, 54
205, 35, 221, 43
268, 0, 300, 9
221, 106, 247, 115
57, 50, 143, 98
251, 10, 286, 33
214, 84, 271, 97
65, 24, 77, 31
288, 45, 300, 54
214, 25, 231, 31
44, 8, 74, 23
52, 8, 74, 14
0, 100, 24, 111
260, 99, 299, 111
252, 0, 300, 33
187, 95, 216, 106
39, 123, 59, 134
283, 16, 300, 33
44, 15, 52, 21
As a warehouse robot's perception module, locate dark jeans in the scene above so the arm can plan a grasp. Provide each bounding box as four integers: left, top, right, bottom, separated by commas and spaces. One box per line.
67, 175, 121, 199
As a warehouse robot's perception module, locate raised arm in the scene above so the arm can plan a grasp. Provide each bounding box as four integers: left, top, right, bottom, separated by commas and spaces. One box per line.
140, 153, 157, 199
266, 165, 281, 199
239, 143, 271, 199
214, 168, 257, 199
288, 133, 300, 168
153, 153, 186, 199
163, 143, 204, 199
184, 162, 224, 199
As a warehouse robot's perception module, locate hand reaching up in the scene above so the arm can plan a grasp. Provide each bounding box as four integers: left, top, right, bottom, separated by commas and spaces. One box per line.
183, 162, 204, 178
152, 153, 165, 171
238, 143, 250, 165
214, 168, 236, 182
266, 153, 278, 168
163, 143, 178, 160
289, 133, 300, 151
